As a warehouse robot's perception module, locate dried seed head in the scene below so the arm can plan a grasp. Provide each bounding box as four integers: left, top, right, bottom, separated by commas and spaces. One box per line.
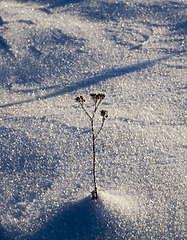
90, 93, 99, 102
98, 93, 105, 100
75, 96, 85, 103
90, 93, 96, 98
101, 110, 108, 119
90, 93, 105, 102
80, 96, 85, 101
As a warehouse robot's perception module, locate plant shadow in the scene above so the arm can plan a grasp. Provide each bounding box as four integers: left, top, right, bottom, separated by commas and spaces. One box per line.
0, 194, 139, 239
26, 196, 115, 240
0, 55, 171, 108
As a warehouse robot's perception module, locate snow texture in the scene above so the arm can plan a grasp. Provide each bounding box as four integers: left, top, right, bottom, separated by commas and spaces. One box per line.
0, 0, 187, 239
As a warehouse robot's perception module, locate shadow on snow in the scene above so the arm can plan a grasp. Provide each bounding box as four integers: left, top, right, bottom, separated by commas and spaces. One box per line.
14, 0, 84, 7
1, 195, 141, 240
0, 55, 169, 108
27, 196, 111, 240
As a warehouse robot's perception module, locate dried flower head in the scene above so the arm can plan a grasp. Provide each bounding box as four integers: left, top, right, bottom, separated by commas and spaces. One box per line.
75, 96, 85, 104
90, 93, 105, 103
90, 93, 99, 102
101, 110, 108, 119
98, 93, 105, 100
90, 93, 96, 98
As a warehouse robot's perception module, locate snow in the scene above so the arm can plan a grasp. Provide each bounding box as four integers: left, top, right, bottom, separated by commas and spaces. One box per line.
0, 0, 187, 239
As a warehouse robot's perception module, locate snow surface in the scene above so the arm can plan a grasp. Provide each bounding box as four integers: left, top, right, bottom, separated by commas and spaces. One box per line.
0, 0, 187, 239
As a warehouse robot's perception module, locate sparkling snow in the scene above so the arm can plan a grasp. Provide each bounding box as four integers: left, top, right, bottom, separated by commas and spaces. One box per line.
0, 0, 187, 239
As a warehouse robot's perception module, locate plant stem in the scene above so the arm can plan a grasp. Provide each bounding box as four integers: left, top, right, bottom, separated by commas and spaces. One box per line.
91, 118, 97, 198
95, 118, 105, 140
77, 97, 107, 199
92, 99, 102, 119
81, 103, 91, 119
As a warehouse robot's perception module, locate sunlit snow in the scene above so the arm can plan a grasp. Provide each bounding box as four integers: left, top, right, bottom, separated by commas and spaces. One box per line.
0, 0, 187, 239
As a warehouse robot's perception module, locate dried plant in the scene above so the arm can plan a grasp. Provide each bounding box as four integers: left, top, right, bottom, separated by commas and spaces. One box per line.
76, 93, 108, 199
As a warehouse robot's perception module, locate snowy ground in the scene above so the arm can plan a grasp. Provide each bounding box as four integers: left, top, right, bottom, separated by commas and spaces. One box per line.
0, 0, 187, 239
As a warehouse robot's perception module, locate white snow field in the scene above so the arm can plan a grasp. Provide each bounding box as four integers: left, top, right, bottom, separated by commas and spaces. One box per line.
0, 0, 187, 239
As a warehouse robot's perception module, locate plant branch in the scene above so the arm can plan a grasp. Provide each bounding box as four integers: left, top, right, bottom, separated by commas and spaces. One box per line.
95, 118, 105, 140
80, 103, 92, 119
92, 99, 102, 118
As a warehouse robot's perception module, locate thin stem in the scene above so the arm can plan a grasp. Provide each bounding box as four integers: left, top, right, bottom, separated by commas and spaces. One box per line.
95, 118, 105, 140
92, 99, 102, 118
80, 103, 91, 119
91, 119, 97, 197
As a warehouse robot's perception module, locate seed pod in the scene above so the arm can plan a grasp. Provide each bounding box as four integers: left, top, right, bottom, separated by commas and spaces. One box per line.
101, 110, 108, 118
98, 93, 105, 100
90, 93, 99, 103
76, 96, 85, 103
